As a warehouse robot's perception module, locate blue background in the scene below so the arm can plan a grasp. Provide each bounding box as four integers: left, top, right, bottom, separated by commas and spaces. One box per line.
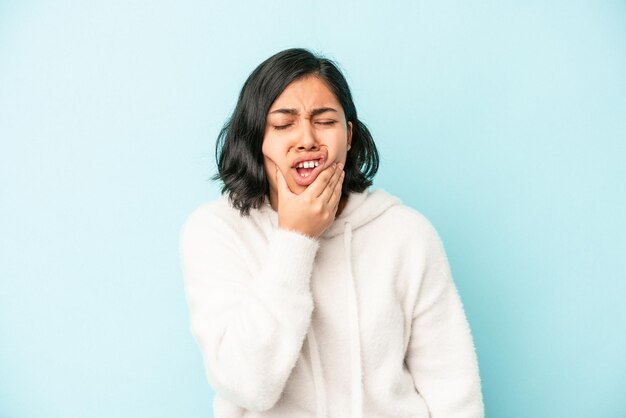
1, 1, 625, 417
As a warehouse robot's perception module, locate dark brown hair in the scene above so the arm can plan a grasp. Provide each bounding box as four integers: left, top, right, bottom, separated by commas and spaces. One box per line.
213, 48, 379, 216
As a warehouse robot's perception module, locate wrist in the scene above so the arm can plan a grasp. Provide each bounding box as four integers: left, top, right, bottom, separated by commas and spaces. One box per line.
277, 219, 319, 239
277, 224, 319, 240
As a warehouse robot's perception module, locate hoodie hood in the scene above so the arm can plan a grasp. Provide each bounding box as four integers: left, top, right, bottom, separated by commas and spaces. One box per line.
323, 188, 401, 238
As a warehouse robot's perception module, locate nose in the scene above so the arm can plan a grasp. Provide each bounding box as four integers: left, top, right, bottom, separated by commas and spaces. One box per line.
296, 122, 319, 151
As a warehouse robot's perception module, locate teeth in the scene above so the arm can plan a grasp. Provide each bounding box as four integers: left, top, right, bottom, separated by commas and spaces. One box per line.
296, 160, 320, 168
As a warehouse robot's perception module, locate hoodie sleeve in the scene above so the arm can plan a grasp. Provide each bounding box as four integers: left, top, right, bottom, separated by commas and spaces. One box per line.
179, 206, 319, 412
405, 222, 484, 418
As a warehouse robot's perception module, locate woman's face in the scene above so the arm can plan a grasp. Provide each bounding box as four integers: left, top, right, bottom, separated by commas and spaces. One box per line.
262, 75, 352, 201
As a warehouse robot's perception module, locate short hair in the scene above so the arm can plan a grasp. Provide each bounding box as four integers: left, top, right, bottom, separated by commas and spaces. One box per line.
212, 48, 379, 216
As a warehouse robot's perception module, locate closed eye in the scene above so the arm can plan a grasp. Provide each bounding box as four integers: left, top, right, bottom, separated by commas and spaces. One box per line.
273, 124, 292, 130
316, 121, 336, 126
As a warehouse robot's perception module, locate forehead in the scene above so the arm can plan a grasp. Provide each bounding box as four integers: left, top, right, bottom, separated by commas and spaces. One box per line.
268, 76, 341, 113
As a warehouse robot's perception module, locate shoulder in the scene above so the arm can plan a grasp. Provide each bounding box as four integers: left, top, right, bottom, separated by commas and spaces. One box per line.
366, 189, 447, 259
179, 194, 248, 248
181, 194, 230, 228
375, 190, 441, 240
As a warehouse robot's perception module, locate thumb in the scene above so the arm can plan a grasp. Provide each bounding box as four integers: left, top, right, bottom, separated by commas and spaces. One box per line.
275, 164, 293, 197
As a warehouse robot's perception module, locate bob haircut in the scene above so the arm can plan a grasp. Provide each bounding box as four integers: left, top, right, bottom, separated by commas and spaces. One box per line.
213, 48, 379, 216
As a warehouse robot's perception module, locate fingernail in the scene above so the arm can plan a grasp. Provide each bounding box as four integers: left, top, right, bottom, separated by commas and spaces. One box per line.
338, 163, 344, 170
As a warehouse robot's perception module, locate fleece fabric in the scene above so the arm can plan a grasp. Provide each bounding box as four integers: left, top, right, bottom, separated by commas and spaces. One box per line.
179, 188, 484, 417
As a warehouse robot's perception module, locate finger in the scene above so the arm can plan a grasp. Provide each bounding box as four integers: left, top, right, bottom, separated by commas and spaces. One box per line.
328, 169, 345, 209
275, 164, 294, 197
320, 164, 343, 203
302, 162, 337, 198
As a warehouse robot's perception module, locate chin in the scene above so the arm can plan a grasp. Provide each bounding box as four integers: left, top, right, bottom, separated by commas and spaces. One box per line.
290, 184, 307, 194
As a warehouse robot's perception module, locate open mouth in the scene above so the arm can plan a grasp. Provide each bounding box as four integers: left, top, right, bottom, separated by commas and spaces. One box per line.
295, 159, 321, 178
291, 157, 325, 186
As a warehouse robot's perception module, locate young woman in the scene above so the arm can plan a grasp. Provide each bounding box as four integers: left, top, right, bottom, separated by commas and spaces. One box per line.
179, 48, 484, 418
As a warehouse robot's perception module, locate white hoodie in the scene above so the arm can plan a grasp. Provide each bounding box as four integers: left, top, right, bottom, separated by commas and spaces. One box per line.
179, 188, 484, 417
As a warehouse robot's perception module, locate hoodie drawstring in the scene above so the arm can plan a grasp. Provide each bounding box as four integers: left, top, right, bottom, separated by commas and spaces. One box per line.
344, 221, 363, 417
307, 221, 363, 418
307, 327, 327, 417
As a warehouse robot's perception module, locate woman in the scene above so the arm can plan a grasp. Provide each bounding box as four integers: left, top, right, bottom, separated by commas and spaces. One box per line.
179, 48, 484, 417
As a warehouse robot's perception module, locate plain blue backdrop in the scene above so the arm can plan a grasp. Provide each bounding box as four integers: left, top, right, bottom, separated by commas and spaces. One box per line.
1, 1, 625, 417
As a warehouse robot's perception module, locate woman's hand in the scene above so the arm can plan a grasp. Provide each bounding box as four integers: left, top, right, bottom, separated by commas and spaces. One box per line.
274, 162, 345, 238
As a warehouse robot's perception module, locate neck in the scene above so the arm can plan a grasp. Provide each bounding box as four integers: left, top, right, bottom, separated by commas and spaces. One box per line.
336, 194, 349, 217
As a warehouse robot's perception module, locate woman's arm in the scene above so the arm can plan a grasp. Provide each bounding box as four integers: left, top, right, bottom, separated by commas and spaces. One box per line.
179, 209, 318, 412
405, 224, 485, 418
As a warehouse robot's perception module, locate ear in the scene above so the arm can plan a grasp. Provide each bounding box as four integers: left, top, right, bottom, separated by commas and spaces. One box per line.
347, 121, 353, 151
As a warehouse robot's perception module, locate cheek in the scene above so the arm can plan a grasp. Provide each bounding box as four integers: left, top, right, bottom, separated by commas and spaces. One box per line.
261, 136, 281, 161
326, 131, 349, 159
260, 140, 272, 171
261, 140, 270, 158
261, 139, 288, 180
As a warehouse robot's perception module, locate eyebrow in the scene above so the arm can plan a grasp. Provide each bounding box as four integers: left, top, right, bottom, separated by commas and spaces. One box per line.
269, 107, 338, 117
